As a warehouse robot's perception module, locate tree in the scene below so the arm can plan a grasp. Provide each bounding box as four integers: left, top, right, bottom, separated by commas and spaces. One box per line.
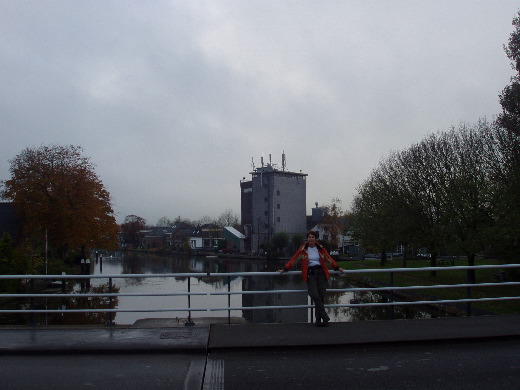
439, 124, 495, 281
350, 122, 496, 277
486, 122, 520, 261
270, 232, 288, 258
0, 232, 14, 260
1, 145, 118, 259
195, 215, 215, 226
120, 215, 147, 248
291, 233, 304, 252
216, 209, 240, 229
497, 11, 520, 136
320, 197, 346, 249
156, 216, 174, 227
351, 173, 398, 266
493, 11, 520, 262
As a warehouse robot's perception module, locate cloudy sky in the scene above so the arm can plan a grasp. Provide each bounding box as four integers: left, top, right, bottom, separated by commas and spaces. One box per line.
1, 1, 518, 225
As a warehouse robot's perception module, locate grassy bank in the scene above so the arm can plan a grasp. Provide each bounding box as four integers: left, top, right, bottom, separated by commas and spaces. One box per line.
337, 258, 520, 315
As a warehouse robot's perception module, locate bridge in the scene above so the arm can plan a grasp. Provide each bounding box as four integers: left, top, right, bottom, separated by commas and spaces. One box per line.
1, 264, 519, 389
1, 315, 519, 389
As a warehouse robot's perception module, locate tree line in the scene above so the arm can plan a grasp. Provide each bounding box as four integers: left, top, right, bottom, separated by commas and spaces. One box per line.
349, 12, 520, 277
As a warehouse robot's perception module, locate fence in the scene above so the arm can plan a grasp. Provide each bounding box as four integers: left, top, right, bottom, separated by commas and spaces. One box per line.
1, 264, 519, 325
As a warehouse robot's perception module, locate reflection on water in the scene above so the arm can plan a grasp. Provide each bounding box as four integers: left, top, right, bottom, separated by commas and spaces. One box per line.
242, 274, 309, 324
6, 253, 453, 326
90, 253, 300, 325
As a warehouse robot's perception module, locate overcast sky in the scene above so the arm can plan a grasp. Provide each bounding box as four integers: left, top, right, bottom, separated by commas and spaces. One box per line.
1, 1, 518, 225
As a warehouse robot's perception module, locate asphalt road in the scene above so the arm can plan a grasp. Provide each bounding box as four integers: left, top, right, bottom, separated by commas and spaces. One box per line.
2, 338, 519, 390
1, 353, 206, 390
211, 338, 520, 390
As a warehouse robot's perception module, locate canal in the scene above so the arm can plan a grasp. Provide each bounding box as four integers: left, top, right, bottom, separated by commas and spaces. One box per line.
83, 252, 450, 326
1, 252, 454, 326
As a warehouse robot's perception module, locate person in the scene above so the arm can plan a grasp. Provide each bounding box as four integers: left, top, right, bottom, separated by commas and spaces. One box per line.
278, 230, 344, 327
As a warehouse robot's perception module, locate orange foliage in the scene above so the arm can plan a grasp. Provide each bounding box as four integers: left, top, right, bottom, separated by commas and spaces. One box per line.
2, 145, 118, 257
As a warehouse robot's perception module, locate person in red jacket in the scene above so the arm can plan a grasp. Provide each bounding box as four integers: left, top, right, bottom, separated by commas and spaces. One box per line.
278, 230, 344, 327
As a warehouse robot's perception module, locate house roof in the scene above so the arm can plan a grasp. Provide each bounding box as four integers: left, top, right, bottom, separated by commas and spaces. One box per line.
224, 226, 245, 239
139, 227, 174, 237
223, 226, 245, 247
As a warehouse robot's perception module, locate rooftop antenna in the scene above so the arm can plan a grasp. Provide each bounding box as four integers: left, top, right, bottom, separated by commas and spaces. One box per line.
269, 153, 272, 166
251, 157, 255, 171
282, 151, 286, 171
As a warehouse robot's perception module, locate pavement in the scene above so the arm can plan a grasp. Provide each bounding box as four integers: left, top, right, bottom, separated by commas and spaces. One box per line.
0, 314, 518, 354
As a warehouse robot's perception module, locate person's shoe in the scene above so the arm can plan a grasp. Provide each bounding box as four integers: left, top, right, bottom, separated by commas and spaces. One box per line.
316, 318, 329, 327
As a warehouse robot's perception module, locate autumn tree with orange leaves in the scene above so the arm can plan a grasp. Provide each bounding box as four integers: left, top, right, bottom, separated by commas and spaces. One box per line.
1, 145, 118, 260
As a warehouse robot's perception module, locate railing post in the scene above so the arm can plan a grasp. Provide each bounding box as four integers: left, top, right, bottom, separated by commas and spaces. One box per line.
28, 278, 36, 326
389, 272, 395, 320
107, 277, 115, 326
185, 276, 195, 326
466, 270, 472, 317
227, 276, 231, 325
61, 272, 66, 314
310, 298, 315, 324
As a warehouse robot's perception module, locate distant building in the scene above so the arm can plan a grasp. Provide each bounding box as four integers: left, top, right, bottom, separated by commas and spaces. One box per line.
307, 202, 326, 233
223, 226, 246, 253
0, 202, 21, 245
138, 227, 174, 250
307, 203, 361, 256
240, 153, 307, 253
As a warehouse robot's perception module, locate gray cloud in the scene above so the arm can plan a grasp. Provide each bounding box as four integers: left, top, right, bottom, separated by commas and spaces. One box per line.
1, 1, 518, 224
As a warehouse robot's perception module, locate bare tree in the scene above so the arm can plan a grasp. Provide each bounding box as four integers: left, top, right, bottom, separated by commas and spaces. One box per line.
156, 216, 174, 227
216, 209, 240, 228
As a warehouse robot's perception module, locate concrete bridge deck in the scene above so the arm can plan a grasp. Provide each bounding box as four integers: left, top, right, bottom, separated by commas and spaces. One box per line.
1, 314, 518, 354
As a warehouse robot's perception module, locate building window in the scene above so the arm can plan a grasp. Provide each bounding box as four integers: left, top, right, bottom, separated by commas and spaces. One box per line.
264, 210, 268, 216
277, 217, 280, 222
277, 190, 280, 195
277, 204, 280, 209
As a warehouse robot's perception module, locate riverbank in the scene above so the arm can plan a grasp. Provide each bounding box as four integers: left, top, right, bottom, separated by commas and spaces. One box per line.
121, 248, 267, 260
337, 258, 520, 316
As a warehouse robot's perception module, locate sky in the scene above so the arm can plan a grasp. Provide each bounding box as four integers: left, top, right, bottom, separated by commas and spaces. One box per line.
1, 1, 519, 225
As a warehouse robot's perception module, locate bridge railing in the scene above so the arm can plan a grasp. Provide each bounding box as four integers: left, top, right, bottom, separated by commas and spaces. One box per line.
0, 264, 519, 325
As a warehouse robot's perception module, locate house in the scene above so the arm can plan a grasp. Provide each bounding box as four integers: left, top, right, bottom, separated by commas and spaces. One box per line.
171, 222, 197, 251
223, 226, 246, 253
188, 235, 203, 250
200, 224, 225, 251
137, 223, 240, 253
139, 227, 174, 249
307, 202, 361, 256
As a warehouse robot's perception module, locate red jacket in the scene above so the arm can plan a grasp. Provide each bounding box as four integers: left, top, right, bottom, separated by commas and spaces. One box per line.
283, 242, 339, 282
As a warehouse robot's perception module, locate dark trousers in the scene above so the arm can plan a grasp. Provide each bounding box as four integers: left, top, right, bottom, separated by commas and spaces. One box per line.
307, 272, 330, 322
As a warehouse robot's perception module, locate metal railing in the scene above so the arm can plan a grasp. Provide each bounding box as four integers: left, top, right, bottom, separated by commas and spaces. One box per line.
1, 264, 519, 325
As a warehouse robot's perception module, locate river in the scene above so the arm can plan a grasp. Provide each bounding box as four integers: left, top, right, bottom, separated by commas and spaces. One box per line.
71, 252, 449, 326
0, 252, 452, 326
